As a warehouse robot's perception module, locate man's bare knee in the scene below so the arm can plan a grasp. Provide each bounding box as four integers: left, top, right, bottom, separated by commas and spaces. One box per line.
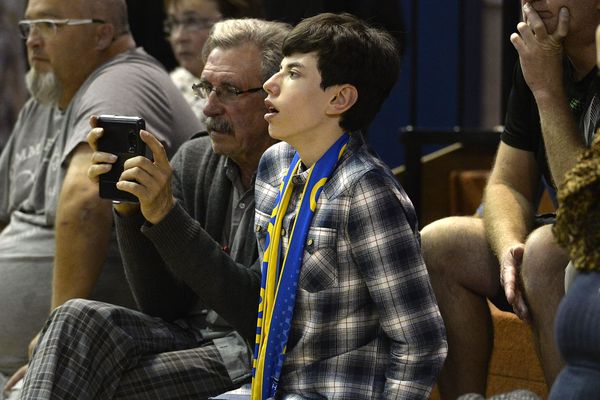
522, 225, 568, 296
522, 225, 568, 278
421, 216, 498, 294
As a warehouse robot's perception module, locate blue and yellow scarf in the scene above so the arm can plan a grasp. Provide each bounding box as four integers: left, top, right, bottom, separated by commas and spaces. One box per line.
251, 133, 349, 400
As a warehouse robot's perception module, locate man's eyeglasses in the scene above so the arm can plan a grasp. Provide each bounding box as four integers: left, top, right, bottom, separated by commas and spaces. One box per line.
163, 16, 218, 36
192, 82, 264, 103
18, 19, 106, 39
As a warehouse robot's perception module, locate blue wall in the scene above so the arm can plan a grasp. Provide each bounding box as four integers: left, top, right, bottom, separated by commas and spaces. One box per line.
368, 0, 479, 168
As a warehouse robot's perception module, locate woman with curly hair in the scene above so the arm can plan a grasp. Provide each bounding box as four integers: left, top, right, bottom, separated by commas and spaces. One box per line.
550, 52, 600, 398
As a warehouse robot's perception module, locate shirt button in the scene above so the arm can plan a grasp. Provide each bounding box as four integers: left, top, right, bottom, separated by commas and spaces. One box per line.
239, 202, 246, 209
281, 228, 286, 237
307, 238, 314, 246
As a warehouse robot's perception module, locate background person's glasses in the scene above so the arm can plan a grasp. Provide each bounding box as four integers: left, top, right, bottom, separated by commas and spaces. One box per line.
18, 18, 106, 39
192, 82, 264, 103
163, 16, 218, 36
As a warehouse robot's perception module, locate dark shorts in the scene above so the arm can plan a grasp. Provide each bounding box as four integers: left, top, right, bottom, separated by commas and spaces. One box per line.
489, 213, 556, 312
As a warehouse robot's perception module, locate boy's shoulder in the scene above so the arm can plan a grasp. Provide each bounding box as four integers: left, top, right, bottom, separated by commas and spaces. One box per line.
324, 135, 401, 199
255, 142, 295, 214
256, 141, 296, 187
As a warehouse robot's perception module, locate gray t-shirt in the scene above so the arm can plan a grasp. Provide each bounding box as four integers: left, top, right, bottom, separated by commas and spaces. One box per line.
0, 47, 201, 374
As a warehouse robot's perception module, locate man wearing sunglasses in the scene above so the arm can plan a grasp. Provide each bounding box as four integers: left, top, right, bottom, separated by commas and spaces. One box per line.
0, 0, 200, 396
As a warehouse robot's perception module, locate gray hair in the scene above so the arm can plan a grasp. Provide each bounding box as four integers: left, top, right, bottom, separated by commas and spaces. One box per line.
25, 69, 62, 105
88, 0, 130, 36
202, 18, 291, 82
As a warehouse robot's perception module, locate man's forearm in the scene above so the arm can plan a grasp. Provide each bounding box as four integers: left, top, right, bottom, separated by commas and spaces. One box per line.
484, 182, 535, 259
536, 92, 586, 187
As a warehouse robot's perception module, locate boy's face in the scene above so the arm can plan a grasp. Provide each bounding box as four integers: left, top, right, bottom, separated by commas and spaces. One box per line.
263, 52, 341, 146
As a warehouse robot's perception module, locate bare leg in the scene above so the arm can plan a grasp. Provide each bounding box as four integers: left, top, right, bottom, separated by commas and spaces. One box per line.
521, 225, 567, 386
421, 216, 500, 399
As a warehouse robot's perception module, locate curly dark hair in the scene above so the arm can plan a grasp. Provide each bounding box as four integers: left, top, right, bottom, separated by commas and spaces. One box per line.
554, 132, 600, 272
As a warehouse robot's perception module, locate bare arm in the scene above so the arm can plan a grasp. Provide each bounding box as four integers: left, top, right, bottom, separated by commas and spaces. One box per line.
484, 143, 540, 320
51, 142, 114, 309
535, 85, 586, 187
484, 143, 539, 258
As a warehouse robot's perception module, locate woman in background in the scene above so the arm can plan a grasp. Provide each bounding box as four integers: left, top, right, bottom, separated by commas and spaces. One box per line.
164, 0, 263, 121
551, 30, 600, 395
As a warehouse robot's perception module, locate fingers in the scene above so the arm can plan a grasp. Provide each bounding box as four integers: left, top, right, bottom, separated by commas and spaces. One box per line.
501, 262, 518, 303
510, 245, 525, 263
517, 21, 536, 43
3, 364, 27, 393
500, 244, 530, 321
515, 4, 568, 48
512, 292, 531, 322
86, 126, 104, 152
117, 160, 169, 200
553, 7, 569, 41
522, 3, 548, 40
118, 162, 155, 192
502, 265, 530, 321
500, 244, 525, 303
510, 32, 524, 53
140, 130, 169, 169
87, 151, 117, 183
88, 115, 98, 129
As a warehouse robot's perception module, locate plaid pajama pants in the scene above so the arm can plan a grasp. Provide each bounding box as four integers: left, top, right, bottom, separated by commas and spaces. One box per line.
19, 299, 242, 399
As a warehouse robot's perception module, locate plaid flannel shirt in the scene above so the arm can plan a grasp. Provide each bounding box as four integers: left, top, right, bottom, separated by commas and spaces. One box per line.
254, 134, 447, 399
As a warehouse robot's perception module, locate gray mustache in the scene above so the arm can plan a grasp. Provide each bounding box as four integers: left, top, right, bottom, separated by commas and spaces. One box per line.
204, 117, 233, 134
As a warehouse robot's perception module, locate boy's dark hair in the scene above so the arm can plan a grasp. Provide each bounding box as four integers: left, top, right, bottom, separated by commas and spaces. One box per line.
282, 12, 401, 132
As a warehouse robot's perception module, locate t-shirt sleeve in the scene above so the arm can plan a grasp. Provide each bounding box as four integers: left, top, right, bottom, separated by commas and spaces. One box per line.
0, 132, 14, 222
61, 62, 190, 164
501, 62, 541, 152
0, 103, 32, 222
62, 68, 156, 163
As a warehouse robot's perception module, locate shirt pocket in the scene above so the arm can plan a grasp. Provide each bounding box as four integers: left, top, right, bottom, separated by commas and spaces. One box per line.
299, 227, 338, 293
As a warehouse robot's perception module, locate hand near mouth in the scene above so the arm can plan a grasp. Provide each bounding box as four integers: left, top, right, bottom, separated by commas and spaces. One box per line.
510, 4, 569, 99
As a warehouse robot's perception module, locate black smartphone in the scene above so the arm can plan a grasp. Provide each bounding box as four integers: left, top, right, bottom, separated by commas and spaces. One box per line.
96, 115, 146, 203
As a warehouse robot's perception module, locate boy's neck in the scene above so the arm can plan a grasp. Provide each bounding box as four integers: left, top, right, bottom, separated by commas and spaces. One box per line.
291, 128, 346, 167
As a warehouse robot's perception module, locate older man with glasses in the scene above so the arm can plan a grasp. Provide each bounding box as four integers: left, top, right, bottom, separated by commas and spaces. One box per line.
0, 0, 201, 397
15, 18, 290, 400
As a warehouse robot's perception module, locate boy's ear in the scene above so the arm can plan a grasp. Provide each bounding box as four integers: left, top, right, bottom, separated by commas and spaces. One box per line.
96, 23, 115, 50
326, 84, 358, 116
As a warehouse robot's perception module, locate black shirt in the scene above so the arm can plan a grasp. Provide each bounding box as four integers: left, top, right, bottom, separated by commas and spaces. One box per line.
502, 61, 598, 190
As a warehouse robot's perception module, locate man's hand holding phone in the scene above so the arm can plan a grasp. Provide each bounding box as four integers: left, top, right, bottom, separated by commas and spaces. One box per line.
87, 116, 176, 224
